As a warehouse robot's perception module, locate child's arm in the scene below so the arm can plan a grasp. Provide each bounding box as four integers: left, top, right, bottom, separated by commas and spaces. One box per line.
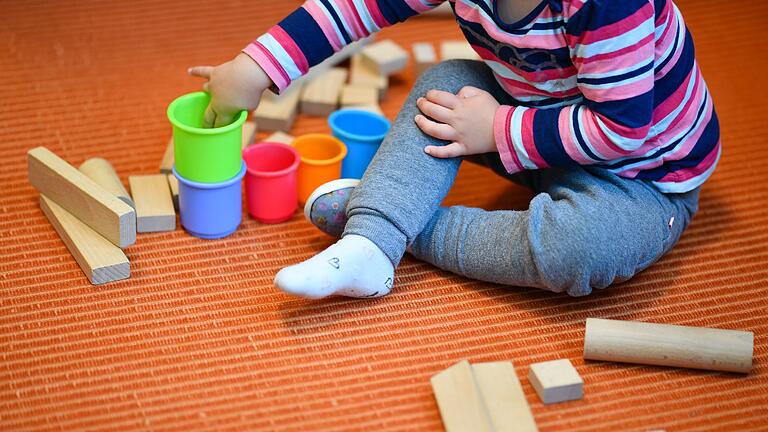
190, 0, 447, 127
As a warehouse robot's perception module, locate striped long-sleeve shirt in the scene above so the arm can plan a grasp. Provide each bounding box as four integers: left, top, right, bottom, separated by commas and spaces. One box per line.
243, 0, 720, 193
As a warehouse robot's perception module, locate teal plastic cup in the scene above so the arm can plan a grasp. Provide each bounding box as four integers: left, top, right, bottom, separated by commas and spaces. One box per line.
167, 92, 247, 183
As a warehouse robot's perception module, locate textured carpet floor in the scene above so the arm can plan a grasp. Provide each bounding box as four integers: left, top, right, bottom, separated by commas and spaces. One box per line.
1, 1, 767, 431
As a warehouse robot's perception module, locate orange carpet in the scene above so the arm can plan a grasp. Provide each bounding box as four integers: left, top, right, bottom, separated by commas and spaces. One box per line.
1, 1, 767, 430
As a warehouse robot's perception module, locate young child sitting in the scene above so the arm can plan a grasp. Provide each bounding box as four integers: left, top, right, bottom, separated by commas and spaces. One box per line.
189, 0, 719, 299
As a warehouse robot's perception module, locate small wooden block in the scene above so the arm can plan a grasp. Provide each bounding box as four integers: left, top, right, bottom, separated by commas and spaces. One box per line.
301, 68, 348, 116
350, 54, 388, 100
412, 42, 437, 77
159, 137, 174, 174
528, 359, 583, 405
129, 174, 176, 233
79, 157, 134, 209
340, 85, 378, 107
472, 362, 538, 432
342, 104, 384, 116
40, 194, 130, 285
360, 39, 409, 75
431, 360, 493, 432
242, 120, 258, 147
253, 83, 303, 132
166, 174, 179, 210
441, 40, 481, 61
264, 131, 295, 145
28, 147, 136, 248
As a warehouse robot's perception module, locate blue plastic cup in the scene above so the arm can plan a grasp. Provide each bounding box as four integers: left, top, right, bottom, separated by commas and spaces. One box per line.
328, 109, 390, 179
173, 161, 246, 239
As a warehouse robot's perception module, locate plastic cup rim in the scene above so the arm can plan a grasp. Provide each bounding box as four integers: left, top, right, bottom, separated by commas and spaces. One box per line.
167, 91, 247, 136
329, 109, 390, 143
173, 160, 246, 189
291, 133, 348, 166
243, 142, 301, 178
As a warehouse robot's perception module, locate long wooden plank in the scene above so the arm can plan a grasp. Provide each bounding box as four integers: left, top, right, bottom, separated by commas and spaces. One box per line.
129, 175, 176, 233
40, 195, 130, 285
301, 68, 348, 116
28, 146, 136, 248
473, 362, 538, 432
430, 360, 493, 432
79, 157, 134, 208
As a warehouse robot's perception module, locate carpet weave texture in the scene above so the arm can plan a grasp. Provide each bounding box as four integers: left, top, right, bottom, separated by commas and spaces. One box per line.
1, 1, 767, 430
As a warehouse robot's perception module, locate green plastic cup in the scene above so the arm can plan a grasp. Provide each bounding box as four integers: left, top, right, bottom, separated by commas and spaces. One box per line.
167, 92, 247, 183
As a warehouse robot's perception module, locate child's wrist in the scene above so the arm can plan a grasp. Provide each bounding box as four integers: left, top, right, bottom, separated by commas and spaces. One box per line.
235, 52, 273, 91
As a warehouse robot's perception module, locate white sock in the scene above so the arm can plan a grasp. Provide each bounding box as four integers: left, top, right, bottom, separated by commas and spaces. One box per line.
274, 234, 394, 299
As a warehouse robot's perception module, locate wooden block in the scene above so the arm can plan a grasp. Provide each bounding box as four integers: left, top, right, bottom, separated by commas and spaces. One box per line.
360, 39, 409, 76
584, 318, 754, 373
412, 42, 437, 77
264, 131, 295, 145
253, 83, 303, 132
159, 137, 174, 174
342, 104, 384, 116
350, 54, 387, 100
28, 147, 136, 248
129, 174, 176, 233
528, 359, 583, 405
79, 157, 134, 209
301, 68, 348, 116
340, 85, 378, 107
441, 40, 481, 61
166, 174, 179, 210
40, 195, 130, 285
430, 360, 493, 432
472, 362, 538, 432
242, 120, 258, 147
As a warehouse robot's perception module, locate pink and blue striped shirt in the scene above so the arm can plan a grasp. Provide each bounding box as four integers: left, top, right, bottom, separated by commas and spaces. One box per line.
243, 0, 720, 193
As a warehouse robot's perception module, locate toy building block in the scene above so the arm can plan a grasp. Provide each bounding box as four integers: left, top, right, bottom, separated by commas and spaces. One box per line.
431, 360, 493, 432
340, 85, 379, 108
343, 104, 384, 116
166, 174, 179, 210
242, 120, 258, 147
264, 131, 295, 145
253, 83, 303, 132
360, 39, 409, 76
128, 174, 176, 233
412, 42, 437, 77
301, 68, 348, 116
441, 40, 481, 61
349, 54, 388, 100
27, 147, 136, 248
40, 195, 130, 285
473, 362, 538, 432
79, 157, 135, 209
528, 359, 583, 405
161, 120, 257, 172
584, 318, 754, 373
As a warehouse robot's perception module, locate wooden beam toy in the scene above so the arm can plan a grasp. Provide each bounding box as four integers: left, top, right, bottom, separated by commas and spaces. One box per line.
349, 54, 388, 100
253, 83, 303, 132
583, 318, 754, 373
40, 195, 130, 285
264, 131, 295, 145
79, 157, 134, 209
241, 120, 258, 147
129, 174, 176, 233
301, 67, 348, 116
340, 85, 379, 108
360, 39, 409, 76
412, 42, 437, 77
441, 40, 481, 61
343, 104, 384, 116
28, 146, 136, 248
431, 360, 493, 432
473, 362, 538, 432
161, 120, 257, 173
528, 359, 583, 405
166, 174, 179, 210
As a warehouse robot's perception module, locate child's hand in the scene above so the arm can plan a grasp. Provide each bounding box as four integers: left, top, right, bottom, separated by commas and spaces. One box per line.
415, 86, 499, 158
188, 53, 272, 128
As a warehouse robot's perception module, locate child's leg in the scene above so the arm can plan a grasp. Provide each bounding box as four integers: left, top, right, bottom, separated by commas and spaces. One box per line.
410, 164, 700, 296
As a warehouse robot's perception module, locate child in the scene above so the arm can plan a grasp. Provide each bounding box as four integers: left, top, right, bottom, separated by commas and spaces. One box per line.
189, 0, 719, 299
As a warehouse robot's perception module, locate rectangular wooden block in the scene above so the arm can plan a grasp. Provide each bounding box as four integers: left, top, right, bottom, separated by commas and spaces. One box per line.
264, 131, 295, 145
166, 174, 179, 210
349, 54, 388, 100
241, 120, 258, 147
360, 39, 409, 75
472, 362, 538, 432
129, 174, 176, 233
441, 40, 481, 61
343, 103, 384, 116
301, 68, 348, 116
161, 120, 257, 172
528, 359, 583, 405
412, 42, 437, 77
340, 85, 379, 107
431, 360, 493, 432
253, 83, 303, 132
28, 146, 136, 248
40, 194, 130, 285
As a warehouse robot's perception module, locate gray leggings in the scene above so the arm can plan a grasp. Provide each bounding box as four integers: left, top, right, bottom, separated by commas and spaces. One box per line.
343, 60, 699, 296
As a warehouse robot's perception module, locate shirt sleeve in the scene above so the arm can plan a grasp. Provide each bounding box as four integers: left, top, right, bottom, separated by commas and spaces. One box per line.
494, 0, 657, 174
243, 0, 446, 92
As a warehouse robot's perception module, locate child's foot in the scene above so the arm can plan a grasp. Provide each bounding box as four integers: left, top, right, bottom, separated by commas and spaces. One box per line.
274, 234, 394, 299
304, 178, 359, 237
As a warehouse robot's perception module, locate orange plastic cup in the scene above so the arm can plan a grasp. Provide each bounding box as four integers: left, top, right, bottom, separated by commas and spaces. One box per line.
291, 134, 347, 205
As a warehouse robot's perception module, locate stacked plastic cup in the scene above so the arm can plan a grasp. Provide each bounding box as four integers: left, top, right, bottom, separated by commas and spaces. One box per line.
329, 109, 390, 179
167, 92, 247, 239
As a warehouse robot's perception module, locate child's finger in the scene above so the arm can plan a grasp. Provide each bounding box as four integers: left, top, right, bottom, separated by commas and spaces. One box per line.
213, 111, 235, 128
425, 89, 459, 109
457, 86, 481, 98
416, 97, 453, 123
202, 82, 210, 92
203, 105, 217, 128
188, 66, 214, 79
414, 115, 456, 141
424, 142, 465, 159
